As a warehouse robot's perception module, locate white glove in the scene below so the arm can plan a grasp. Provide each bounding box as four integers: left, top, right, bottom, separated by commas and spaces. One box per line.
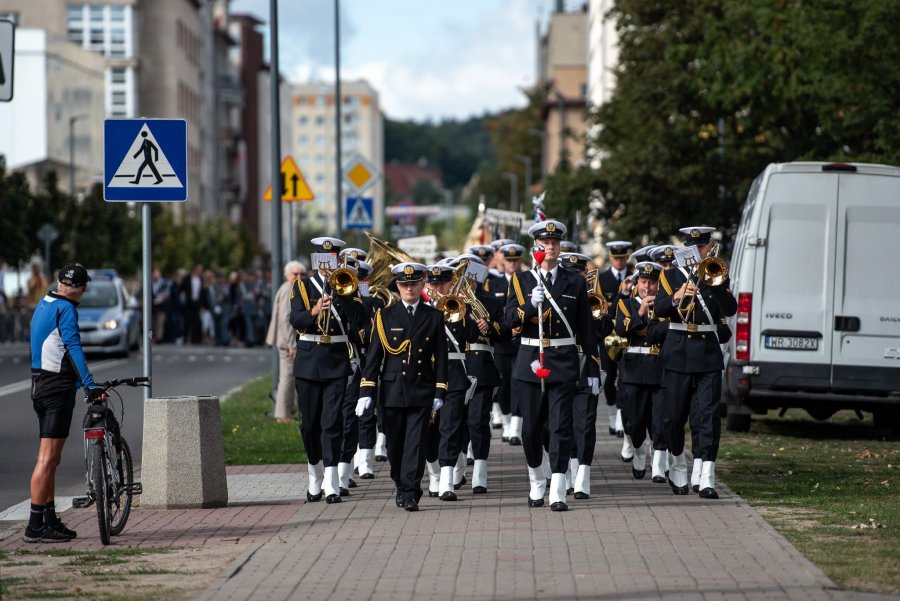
587, 377, 600, 396
431, 398, 444, 413
530, 285, 545, 309
355, 397, 373, 417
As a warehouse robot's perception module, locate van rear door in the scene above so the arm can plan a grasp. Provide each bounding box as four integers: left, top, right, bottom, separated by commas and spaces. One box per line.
752, 172, 837, 391
831, 172, 900, 393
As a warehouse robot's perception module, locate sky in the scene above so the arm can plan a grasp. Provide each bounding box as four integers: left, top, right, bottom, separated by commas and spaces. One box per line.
230, 0, 563, 122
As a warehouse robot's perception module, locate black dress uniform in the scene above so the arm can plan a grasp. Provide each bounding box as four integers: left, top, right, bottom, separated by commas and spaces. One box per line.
503, 221, 599, 511
290, 238, 367, 504
359, 263, 448, 510
494, 243, 526, 444
614, 262, 669, 479
654, 227, 736, 497
597, 241, 633, 436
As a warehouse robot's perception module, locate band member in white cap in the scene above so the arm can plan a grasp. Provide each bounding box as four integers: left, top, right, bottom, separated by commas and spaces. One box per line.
598, 240, 633, 440
356, 263, 448, 511
504, 220, 600, 511
654, 227, 736, 498
495, 243, 527, 445
290, 237, 367, 504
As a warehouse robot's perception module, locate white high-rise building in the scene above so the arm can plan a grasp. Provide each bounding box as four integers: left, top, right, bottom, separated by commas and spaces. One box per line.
587, 0, 619, 108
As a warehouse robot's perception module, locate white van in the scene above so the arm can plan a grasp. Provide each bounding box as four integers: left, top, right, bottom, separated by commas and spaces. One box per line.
723, 161, 900, 433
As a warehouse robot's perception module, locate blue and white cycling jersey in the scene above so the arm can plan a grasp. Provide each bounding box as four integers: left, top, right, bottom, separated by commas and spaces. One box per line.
30, 292, 96, 398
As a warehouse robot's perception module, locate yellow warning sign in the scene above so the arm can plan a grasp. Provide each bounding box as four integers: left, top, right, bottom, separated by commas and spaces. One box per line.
263, 155, 315, 202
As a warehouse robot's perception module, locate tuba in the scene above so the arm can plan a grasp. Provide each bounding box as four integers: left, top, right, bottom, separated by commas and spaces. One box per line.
604, 332, 627, 361
365, 233, 413, 307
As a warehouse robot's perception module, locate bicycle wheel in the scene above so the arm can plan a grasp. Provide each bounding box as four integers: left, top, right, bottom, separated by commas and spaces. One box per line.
90, 444, 111, 545
109, 438, 133, 535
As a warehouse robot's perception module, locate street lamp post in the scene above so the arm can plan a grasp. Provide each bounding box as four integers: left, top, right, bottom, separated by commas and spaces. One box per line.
514, 155, 532, 211
68, 114, 89, 195
502, 172, 518, 213
527, 128, 547, 185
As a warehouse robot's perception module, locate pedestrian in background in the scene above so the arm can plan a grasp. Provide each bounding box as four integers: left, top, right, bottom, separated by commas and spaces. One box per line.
266, 261, 303, 423
26, 262, 48, 310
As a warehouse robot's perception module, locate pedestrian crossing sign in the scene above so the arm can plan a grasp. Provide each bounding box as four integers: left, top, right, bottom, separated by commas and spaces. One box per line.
104, 119, 188, 202
345, 197, 373, 230
263, 155, 315, 202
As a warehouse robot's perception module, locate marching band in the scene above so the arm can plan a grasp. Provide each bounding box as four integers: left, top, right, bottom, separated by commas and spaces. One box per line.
286, 217, 736, 510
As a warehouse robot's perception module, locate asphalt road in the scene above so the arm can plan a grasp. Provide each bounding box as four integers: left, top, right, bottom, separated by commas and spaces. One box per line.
0, 343, 273, 511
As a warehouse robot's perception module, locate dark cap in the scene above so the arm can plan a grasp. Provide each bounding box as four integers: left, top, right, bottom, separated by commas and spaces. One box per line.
500, 243, 526, 260
426, 264, 455, 284
339, 247, 367, 261
630, 245, 656, 263
605, 240, 633, 258
650, 245, 677, 263
468, 245, 495, 260
560, 240, 578, 252
57, 263, 91, 288
391, 262, 427, 283
558, 252, 590, 272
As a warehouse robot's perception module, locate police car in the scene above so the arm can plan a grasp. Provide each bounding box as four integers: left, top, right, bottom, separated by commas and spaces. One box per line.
76, 269, 141, 357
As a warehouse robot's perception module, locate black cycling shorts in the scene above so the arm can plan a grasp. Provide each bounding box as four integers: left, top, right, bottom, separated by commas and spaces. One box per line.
32, 378, 77, 439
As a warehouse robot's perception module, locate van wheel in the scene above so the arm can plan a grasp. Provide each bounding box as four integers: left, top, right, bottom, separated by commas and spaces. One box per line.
726, 412, 751, 432
873, 409, 900, 437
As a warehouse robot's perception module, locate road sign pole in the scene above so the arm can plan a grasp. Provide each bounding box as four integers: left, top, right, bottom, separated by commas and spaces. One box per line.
142, 203, 152, 400
269, 0, 283, 407
334, 0, 343, 234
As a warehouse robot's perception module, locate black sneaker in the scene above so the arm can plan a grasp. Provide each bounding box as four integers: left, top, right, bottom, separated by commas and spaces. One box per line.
23, 525, 72, 543
47, 521, 77, 539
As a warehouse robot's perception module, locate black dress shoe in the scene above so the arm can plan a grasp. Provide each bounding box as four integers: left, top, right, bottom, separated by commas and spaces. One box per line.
651, 475, 667, 484
566, 487, 574, 495
632, 468, 646, 479
376, 454, 387, 462
325, 494, 342, 504
669, 481, 689, 495
428, 491, 439, 498
491, 422, 503, 430
306, 491, 323, 502
527, 497, 544, 508
550, 501, 568, 512
509, 437, 521, 446
453, 476, 467, 490
692, 484, 700, 493
440, 491, 458, 501
339, 487, 350, 497
395, 491, 404, 507
473, 486, 487, 495
501, 436, 509, 442
573, 491, 589, 500
616, 430, 625, 438
405, 499, 419, 512
608, 427, 617, 435
360, 473, 374, 480
348, 478, 358, 488
466, 457, 474, 466
620, 454, 634, 463
699, 487, 719, 499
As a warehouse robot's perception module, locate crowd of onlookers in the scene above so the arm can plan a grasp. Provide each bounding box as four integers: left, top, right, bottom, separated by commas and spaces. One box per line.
0, 258, 297, 348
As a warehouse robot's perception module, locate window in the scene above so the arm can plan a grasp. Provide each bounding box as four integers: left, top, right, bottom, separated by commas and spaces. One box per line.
315, 96, 325, 108
298, 135, 309, 145
89, 5, 104, 21
89, 27, 104, 50
315, 135, 324, 146
109, 5, 125, 21
298, 116, 308, 126
110, 67, 126, 84
315, 115, 325, 126
68, 26, 84, 45
343, 114, 355, 126
315, 154, 325, 165
315, 174, 326, 183
66, 5, 84, 22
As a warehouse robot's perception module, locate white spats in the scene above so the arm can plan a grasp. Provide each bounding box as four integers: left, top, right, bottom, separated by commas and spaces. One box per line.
549, 473, 567, 504
632, 440, 648, 471
439, 465, 454, 496
574, 464, 591, 496
308, 462, 324, 495
454, 452, 467, 486
323, 466, 339, 497
427, 461, 440, 494
338, 462, 353, 489
651, 450, 667, 480
700, 461, 716, 490
621, 434, 635, 461
527, 466, 547, 501
356, 449, 375, 477
615, 409, 624, 435
375, 432, 388, 458
472, 459, 488, 489
692, 458, 703, 489
668, 452, 688, 488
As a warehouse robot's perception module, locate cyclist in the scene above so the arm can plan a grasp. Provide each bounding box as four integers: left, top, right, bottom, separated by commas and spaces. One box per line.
26, 263, 107, 543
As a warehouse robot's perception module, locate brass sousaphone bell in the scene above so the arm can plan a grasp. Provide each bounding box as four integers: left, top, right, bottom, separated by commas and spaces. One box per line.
604, 333, 627, 361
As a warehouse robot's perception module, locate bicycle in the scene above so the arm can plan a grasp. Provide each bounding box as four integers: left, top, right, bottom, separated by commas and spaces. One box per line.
71, 377, 150, 545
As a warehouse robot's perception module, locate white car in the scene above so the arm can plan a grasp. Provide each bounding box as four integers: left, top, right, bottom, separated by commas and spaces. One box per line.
77, 270, 141, 358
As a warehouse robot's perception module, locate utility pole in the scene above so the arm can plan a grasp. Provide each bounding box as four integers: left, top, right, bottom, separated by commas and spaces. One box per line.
269, 0, 283, 404
514, 155, 532, 212
502, 172, 518, 213
334, 0, 343, 234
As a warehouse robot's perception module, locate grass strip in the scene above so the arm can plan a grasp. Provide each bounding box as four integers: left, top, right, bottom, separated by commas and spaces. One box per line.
719, 409, 898, 594
220, 375, 306, 465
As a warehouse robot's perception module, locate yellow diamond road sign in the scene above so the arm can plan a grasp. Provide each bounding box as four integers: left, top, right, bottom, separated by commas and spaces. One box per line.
264, 155, 315, 202
342, 153, 380, 193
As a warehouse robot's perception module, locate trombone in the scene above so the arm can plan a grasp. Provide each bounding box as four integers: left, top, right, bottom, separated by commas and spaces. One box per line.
585, 269, 609, 318
317, 256, 359, 340
433, 263, 468, 323
676, 242, 728, 320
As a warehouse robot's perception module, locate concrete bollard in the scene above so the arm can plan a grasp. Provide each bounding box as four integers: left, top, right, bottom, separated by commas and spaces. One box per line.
140, 395, 228, 509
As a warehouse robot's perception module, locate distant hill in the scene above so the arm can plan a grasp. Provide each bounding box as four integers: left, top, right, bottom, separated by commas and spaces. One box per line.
384, 115, 496, 190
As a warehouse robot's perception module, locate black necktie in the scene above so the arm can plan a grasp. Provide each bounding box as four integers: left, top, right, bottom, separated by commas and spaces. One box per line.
407, 305, 415, 322
545, 271, 553, 288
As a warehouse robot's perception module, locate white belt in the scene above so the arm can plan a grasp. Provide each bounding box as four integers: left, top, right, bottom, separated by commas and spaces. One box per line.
520, 336, 576, 348
448, 352, 466, 360
298, 333, 349, 344
669, 323, 717, 333
625, 346, 660, 356
467, 343, 494, 354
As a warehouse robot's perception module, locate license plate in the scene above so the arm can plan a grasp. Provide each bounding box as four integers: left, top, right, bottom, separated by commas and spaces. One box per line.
764, 336, 819, 351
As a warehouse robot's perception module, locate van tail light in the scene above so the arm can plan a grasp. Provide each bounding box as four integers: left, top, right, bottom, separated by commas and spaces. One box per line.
84, 429, 106, 440
821, 163, 857, 172
735, 293, 752, 362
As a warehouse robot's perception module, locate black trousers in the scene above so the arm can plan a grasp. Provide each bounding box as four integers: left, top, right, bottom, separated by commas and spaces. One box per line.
424, 389, 466, 466
339, 371, 360, 463
357, 385, 386, 449
494, 352, 517, 415
621, 382, 653, 449
662, 370, 722, 461
651, 386, 667, 451
468, 386, 494, 460
571, 384, 599, 465
601, 356, 618, 407
518, 379, 574, 473
383, 405, 430, 503
296, 377, 346, 467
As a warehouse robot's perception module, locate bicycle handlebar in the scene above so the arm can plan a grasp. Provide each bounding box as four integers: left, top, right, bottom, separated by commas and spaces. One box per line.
96, 377, 152, 390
